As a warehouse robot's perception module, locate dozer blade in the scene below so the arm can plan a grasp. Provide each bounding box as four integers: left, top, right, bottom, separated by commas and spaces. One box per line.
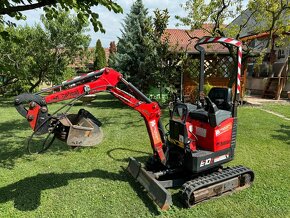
126, 157, 172, 210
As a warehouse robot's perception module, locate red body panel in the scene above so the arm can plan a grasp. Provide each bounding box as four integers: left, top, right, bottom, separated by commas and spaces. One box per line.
27, 105, 41, 130
187, 118, 233, 152
45, 68, 122, 104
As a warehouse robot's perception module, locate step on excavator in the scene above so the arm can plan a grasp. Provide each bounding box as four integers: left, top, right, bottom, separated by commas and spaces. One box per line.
14, 37, 254, 210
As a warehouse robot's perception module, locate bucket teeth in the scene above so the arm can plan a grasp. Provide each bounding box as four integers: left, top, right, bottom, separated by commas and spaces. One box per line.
126, 157, 172, 210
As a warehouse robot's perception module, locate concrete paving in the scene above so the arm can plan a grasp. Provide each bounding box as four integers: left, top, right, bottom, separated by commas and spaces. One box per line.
242, 95, 290, 121
243, 95, 290, 106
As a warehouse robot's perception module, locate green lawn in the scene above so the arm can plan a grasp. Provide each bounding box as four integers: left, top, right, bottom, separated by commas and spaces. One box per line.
262, 103, 290, 118
0, 95, 289, 217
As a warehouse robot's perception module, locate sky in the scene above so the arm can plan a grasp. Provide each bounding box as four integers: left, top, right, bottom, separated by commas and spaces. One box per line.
6, 0, 248, 48
89, 0, 189, 47
7, 0, 188, 48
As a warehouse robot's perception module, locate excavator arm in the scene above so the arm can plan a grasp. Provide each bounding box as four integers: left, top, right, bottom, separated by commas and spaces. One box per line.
14, 68, 166, 164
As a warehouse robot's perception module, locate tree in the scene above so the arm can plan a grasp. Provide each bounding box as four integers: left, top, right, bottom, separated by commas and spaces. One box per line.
93, 39, 106, 70
0, 10, 90, 94
247, 0, 290, 62
151, 9, 179, 100
177, 0, 290, 85
109, 41, 117, 54
110, 0, 155, 93
108, 41, 117, 67
0, 0, 122, 33
110, 1, 180, 97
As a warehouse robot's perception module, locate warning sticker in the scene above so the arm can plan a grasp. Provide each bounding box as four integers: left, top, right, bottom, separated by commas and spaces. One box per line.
214, 153, 229, 163
215, 123, 232, 137
196, 127, 207, 137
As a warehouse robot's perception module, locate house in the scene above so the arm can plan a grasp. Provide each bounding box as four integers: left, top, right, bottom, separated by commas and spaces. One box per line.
229, 9, 290, 99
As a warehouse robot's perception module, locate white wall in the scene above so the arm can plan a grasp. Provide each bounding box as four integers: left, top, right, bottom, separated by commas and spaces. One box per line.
246, 77, 290, 95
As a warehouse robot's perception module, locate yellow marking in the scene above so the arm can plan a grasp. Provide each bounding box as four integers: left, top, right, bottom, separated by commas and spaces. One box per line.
168, 137, 184, 148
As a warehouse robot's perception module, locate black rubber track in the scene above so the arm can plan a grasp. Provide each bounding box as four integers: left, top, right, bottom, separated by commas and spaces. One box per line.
181, 165, 254, 207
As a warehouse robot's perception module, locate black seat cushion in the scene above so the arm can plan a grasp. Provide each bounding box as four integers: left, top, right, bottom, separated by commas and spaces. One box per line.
208, 87, 232, 111
208, 110, 232, 127
189, 109, 208, 123
189, 108, 231, 126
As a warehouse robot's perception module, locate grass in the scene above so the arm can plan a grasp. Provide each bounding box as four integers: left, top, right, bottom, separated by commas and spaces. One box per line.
0, 94, 290, 217
261, 103, 290, 118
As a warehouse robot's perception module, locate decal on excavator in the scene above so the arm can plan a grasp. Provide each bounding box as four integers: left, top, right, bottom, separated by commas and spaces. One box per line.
215, 123, 232, 137
196, 127, 207, 137
214, 153, 230, 163
149, 120, 162, 145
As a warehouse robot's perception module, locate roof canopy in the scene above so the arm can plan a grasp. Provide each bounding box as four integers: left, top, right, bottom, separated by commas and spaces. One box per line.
163, 25, 230, 54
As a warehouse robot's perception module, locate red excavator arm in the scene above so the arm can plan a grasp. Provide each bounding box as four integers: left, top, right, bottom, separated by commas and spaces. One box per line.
15, 68, 166, 164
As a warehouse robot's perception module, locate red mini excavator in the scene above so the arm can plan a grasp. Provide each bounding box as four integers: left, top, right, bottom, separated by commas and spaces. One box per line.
14, 37, 254, 210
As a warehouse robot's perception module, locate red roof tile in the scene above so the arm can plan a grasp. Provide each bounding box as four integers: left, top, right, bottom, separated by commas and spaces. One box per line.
164, 25, 229, 54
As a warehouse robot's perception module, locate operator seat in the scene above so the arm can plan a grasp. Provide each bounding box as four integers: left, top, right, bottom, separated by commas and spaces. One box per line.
188, 87, 233, 127
208, 87, 232, 111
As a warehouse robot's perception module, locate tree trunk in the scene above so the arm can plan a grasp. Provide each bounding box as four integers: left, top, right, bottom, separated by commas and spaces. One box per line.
29, 79, 42, 93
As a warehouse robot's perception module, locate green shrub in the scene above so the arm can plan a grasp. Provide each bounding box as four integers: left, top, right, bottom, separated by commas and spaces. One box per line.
204, 82, 213, 95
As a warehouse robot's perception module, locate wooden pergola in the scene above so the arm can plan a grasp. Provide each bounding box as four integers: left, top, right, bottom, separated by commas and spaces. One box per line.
164, 28, 248, 102
182, 53, 247, 103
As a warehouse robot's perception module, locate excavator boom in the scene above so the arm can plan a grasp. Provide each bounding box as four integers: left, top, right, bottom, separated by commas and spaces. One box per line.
14, 68, 166, 162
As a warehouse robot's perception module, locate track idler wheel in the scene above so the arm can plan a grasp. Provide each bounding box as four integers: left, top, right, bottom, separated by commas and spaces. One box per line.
240, 173, 252, 186
182, 188, 196, 208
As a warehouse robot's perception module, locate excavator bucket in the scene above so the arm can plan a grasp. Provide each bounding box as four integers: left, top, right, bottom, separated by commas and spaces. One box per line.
57, 109, 103, 147
126, 157, 172, 210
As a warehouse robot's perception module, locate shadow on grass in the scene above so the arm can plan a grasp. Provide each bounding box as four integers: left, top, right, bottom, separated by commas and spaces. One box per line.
0, 119, 31, 168
171, 191, 187, 209
0, 119, 144, 169
0, 118, 70, 169
0, 107, 143, 168
0, 168, 160, 215
107, 149, 187, 210
272, 124, 290, 145
97, 111, 144, 130
0, 97, 13, 107
107, 147, 151, 163
125, 170, 161, 215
